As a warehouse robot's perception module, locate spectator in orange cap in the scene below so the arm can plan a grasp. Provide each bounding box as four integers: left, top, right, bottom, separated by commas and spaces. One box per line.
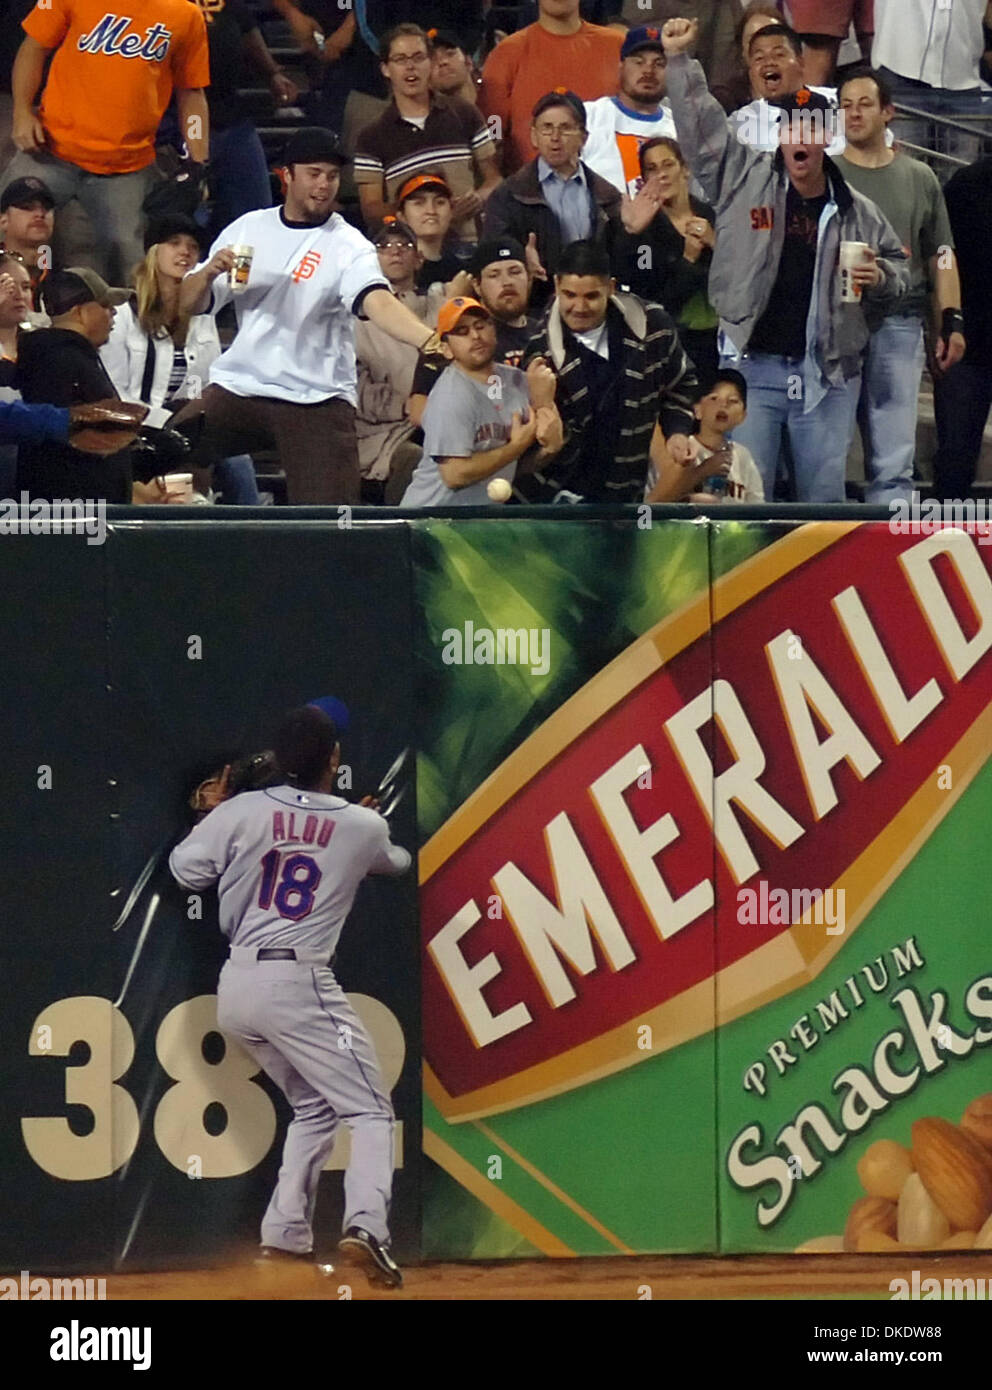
401, 295, 564, 507
396, 174, 474, 291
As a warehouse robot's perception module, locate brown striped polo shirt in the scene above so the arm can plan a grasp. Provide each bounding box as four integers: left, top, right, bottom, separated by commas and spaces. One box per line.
353, 95, 496, 240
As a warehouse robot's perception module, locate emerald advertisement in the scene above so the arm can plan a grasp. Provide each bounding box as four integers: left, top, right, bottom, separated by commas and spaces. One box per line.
415, 518, 992, 1258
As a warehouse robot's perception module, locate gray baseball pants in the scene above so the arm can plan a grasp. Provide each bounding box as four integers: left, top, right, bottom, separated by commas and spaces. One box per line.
217, 948, 395, 1251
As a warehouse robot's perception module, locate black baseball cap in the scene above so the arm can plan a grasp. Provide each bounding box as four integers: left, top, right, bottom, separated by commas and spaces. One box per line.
282, 127, 349, 167
771, 86, 834, 115
470, 236, 527, 277
426, 27, 464, 52
621, 25, 666, 60
144, 213, 203, 254
42, 267, 130, 317
532, 89, 587, 130
697, 368, 748, 406
1, 176, 55, 213
373, 218, 418, 249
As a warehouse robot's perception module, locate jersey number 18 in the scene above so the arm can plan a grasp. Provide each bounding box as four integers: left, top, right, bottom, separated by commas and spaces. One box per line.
257, 849, 322, 920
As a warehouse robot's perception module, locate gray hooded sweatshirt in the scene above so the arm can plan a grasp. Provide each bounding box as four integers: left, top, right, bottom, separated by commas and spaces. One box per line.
665, 53, 910, 414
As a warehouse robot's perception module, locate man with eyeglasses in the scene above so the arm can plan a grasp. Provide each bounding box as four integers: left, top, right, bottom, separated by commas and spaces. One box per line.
354, 23, 501, 238
479, 0, 624, 174
482, 90, 623, 308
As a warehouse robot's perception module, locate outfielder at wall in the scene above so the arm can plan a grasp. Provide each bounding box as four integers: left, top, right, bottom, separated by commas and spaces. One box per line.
169, 706, 411, 1288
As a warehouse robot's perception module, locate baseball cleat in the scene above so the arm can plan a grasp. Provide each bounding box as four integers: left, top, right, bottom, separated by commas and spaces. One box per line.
338, 1226, 403, 1288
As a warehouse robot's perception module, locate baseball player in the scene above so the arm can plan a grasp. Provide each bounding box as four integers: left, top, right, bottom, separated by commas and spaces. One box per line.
169, 705, 411, 1288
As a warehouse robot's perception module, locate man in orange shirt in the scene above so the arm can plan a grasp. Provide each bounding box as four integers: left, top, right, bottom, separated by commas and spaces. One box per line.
479, 0, 623, 174
3, 0, 210, 283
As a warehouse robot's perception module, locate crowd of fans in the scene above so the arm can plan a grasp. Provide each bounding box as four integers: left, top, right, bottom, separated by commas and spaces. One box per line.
2, 0, 992, 509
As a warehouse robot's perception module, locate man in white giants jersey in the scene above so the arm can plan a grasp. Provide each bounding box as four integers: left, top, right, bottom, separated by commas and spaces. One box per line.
169, 705, 411, 1288
174, 128, 444, 505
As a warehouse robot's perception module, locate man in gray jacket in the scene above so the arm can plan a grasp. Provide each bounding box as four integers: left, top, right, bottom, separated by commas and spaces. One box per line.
661, 17, 910, 502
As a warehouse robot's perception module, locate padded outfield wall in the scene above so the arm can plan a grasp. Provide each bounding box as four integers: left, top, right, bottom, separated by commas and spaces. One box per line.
2, 509, 990, 1268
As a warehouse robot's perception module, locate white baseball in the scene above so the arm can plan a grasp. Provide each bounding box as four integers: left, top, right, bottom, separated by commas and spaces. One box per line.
487, 477, 512, 503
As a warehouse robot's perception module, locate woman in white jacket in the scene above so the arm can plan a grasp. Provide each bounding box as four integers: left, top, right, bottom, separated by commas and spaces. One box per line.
100, 216, 260, 504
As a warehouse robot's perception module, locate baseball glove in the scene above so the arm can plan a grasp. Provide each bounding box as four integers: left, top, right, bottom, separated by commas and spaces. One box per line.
189, 750, 281, 817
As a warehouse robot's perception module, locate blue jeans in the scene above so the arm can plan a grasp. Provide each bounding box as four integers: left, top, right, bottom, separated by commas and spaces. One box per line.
0, 149, 153, 283
723, 352, 861, 502
857, 316, 925, 506
202, 121, 272, 246
214, 455, 260, 505
933, 358, 992, 501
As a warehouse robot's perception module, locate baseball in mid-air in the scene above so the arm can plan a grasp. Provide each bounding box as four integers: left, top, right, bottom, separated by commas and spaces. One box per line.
487, 477, 512, 503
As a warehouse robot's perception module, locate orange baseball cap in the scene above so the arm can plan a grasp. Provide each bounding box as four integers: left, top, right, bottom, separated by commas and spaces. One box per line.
397, 172, 451, 204
437, 296, 491, 336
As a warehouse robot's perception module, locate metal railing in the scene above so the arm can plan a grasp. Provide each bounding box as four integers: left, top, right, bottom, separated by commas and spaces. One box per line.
891, 101, 992, 181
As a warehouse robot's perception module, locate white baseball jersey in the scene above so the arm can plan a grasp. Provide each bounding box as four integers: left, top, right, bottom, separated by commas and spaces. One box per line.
169, 787, 411, 959
197, 208, 389, 405
582, 96, 677, 198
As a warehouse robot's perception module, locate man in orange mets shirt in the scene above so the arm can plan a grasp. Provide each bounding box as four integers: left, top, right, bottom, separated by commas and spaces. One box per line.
3, 0, 210, 283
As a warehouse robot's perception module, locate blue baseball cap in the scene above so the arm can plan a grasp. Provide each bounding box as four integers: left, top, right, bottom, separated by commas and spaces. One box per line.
307, 695, 350, 732
621, 25, 666, 60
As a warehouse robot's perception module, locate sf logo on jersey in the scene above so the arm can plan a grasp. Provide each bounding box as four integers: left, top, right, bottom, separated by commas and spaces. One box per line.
291, 251, 323, 283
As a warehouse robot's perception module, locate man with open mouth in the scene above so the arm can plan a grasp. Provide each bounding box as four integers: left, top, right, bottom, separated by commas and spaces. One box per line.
730, 22, 890, 158
663, 16, 909, 504
354, 23, 501, 242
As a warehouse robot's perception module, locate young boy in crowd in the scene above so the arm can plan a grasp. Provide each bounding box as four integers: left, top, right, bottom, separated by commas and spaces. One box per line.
397, 174, 473, 290
401, 295, 564, 507
648, 369, 765, 502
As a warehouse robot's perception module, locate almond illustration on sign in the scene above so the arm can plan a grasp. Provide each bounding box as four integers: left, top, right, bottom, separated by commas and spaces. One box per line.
800, 1097, 992, 1252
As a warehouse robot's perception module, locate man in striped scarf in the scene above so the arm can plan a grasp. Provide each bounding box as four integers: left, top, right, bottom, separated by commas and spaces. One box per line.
520, 238, 699, 502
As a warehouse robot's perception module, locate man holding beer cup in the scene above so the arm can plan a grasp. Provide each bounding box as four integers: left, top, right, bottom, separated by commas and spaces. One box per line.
661, 17, 910, 503
174, 128, 445, 504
